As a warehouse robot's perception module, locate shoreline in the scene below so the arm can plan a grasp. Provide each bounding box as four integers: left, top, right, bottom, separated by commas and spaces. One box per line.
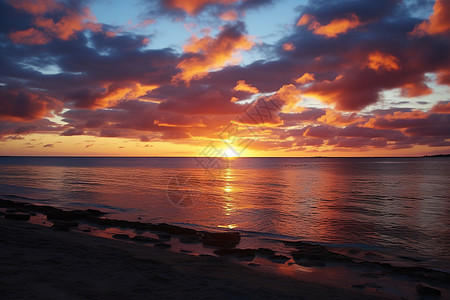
1, 216, 389, 300
1, 199, 448, 299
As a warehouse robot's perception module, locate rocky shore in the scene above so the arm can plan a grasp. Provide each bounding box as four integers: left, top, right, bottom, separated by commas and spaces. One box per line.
0, 199, 447, 299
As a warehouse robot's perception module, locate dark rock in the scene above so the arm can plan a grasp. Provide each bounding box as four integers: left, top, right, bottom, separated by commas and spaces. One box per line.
157, 234, 171, 241
154, 243, 171, 249
0, 199, 18, 208
112, 233, 130, 240
214, 248, 256, 260
5, 212, 31, 221
132, 235, 159, 243
256, 248, 275, 257
268, 254, 290, 264
416, 284, 441, 296
364, 252, 383, 259
152, 223, 198, 236
248, 263, 260, 267
52, 220, 78, 230
400, 256, 423, 262
201, 231, 240, 248
179, 235, 202, 243
352, 284, 365, 289
290, 241, 352, 263
47, 209, 105, 221
295, 260, 326, 267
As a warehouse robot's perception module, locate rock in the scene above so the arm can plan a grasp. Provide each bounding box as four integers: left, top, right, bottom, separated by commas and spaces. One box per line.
295, 260, 325, 267
201, 231, 240, 248
256, 248, 275, 257
364, 252, 383, 259
5, 212, 31, 221
132, 235, 159, 243
152, 223, 198, 236
112, 233, 130, 240
154, 243, 171, 249
157, 234, 171, 241
416, 284, 441, 296
268, 254, 290, 264
290, 241, 352, 263
52, 220, 79, 230
47, 209, 104, 221
214, 248, 256, 260
352, 284, 365, 289
179, 235, 202, 244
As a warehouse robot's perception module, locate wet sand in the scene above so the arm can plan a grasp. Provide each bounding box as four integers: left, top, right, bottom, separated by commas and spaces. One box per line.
0, 217, 391, 300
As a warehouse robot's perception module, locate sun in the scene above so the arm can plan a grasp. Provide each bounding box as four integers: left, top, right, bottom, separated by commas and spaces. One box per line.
223, 148, 238, 158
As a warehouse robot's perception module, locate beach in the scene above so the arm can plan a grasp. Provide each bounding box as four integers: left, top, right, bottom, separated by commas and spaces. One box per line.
1, 199, 449, 299
0, 217, 392, 300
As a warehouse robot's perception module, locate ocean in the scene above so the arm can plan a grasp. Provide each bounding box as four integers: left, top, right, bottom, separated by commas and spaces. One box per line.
1, 156, 449, 271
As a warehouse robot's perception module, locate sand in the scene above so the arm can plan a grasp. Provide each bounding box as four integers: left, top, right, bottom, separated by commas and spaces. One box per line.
0, 217, 393, 300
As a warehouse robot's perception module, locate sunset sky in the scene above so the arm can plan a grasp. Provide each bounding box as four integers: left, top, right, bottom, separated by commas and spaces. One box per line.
0, 0, 449, 157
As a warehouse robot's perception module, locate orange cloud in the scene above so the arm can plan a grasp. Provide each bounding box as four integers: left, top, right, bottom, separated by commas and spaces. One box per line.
165, 0, 239, 15
366, 51, 400, 71
400, 82, 432, 97
364, 110, 429, 129
411, 0, 450, 36
295, 72, 315, 84
33, 7, 101, 41
233, 80, 259, 94
431, 101, 450, 113
6, 0, 61, 14
172, 24, 254, 84
297, 13, 362, 38
317, 110, 366, 126
220, 9, 238, 21
8, 2, 102, 45
0, 88, 61, 121
74, 83, 159, 109
274, 84, 302, 112
9, 28, 50, 45
282, 42, 295, 51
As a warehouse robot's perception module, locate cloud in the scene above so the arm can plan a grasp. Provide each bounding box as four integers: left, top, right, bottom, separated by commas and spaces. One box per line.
5, 0, 61, 14
295, 73, 315, 84
317, 110, 366, 126
431, 101, 450, 113
366, 51, 400, 72
282, 42, 295, 51
220, 9, 238, 21
9, 28, 51, 45
410, 0, 450, 36
60, 128, 84, 136
43, 143, 54, 148
68, 83, 159, 109
297, 13, 363, 38
162, 0, 239, 15
172, 22, 254, 84
0, 87, 62, 121
233, 80, 259, 94
158, 0, 272, 16
7, 0, 102, 45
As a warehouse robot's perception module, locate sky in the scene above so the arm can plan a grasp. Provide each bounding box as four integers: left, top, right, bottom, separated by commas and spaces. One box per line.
0, 0, 449, 157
